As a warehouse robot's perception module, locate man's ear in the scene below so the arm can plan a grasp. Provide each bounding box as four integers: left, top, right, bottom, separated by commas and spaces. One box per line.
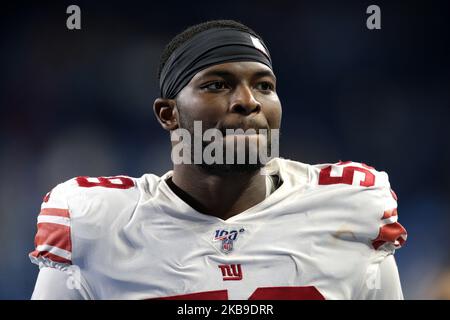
153, 98, 179, 131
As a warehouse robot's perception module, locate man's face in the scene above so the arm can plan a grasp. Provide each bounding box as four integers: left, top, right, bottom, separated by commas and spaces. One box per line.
175, 61, 281, 134
174, 61, 282, 173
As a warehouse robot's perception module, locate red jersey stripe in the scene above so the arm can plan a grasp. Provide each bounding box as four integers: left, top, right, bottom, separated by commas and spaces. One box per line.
34, 223, 72, 252
372, 222, 407, 250
30, 250, 71, 264
39, 208, 70, 218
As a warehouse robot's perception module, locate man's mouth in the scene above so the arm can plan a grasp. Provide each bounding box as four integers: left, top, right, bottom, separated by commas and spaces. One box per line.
221, 128, 269, 136
219, 123, 270, 136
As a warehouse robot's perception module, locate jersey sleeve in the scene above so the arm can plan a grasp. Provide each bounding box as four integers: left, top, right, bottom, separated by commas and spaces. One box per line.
358, 254, 404, 299
29, 175, 139, 299
369, 169, 407, 253
29, 178, 78, 270
311, 161, 407, 253
29, 175, 138, 271
31, 267, 91, 300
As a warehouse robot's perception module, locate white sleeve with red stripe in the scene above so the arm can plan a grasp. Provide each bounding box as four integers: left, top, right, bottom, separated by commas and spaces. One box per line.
311, 161, 407, 252
370, 171, 407, 253
29, 180, 75, 269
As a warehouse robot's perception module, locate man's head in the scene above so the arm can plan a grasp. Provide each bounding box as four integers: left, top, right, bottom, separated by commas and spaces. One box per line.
153, 20, 282, 174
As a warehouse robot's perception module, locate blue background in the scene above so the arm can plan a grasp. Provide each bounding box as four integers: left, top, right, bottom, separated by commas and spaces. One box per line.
1, 0, 449, 299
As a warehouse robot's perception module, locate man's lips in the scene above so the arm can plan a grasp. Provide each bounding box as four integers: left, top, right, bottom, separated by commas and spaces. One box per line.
219, 122, 269, 135
215, 117, 270, 136
220, 127, 269, 136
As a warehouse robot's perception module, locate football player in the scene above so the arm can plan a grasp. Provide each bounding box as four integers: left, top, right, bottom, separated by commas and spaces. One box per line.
30, 20, 407, 300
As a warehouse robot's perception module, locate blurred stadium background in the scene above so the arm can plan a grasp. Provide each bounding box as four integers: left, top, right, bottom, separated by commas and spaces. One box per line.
1, 0, 449, 299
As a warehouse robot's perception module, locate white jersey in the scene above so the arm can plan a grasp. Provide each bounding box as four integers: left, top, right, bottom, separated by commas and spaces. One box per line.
29, 158, 407, 300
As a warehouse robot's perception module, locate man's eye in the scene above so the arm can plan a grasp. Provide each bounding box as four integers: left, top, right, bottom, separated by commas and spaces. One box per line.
256, 82, 274, 91
202, 81, 226, 90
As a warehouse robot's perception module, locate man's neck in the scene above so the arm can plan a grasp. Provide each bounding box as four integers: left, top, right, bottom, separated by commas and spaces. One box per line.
170, 164, 267, 220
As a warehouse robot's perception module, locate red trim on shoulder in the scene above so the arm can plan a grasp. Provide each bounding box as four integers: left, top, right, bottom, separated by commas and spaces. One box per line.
35, 223, 72, 252
30, 250, 72, 264
43, 191, 52, 203
39, 208, 70, 218
372, 209, 407, 250
382, 208, 398, 219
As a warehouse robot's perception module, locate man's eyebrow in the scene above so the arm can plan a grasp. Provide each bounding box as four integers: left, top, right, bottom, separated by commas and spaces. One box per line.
197, 69, 276, 81
252, 70, 277, 81
198, 70, 234, 79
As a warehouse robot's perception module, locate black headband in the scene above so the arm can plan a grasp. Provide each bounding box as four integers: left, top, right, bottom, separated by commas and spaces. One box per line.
159, 27, 273, 99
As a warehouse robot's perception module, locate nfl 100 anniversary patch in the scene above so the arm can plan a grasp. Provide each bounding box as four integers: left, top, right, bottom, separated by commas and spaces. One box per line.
213, 228, 245, 254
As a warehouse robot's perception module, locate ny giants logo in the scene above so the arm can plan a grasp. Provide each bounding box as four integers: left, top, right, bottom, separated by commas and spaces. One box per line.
218, 264, 243, 281
213, 228, 245, 254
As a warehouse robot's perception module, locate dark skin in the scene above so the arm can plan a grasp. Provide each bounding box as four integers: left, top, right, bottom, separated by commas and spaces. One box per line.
153, 61, 282, 220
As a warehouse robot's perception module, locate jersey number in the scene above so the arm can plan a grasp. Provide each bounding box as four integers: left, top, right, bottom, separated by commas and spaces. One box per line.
319, 162, 375, 187
76, 176, 135, 189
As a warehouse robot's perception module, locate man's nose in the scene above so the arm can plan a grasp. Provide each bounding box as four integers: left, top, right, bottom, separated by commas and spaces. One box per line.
229, 84, 261, 115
